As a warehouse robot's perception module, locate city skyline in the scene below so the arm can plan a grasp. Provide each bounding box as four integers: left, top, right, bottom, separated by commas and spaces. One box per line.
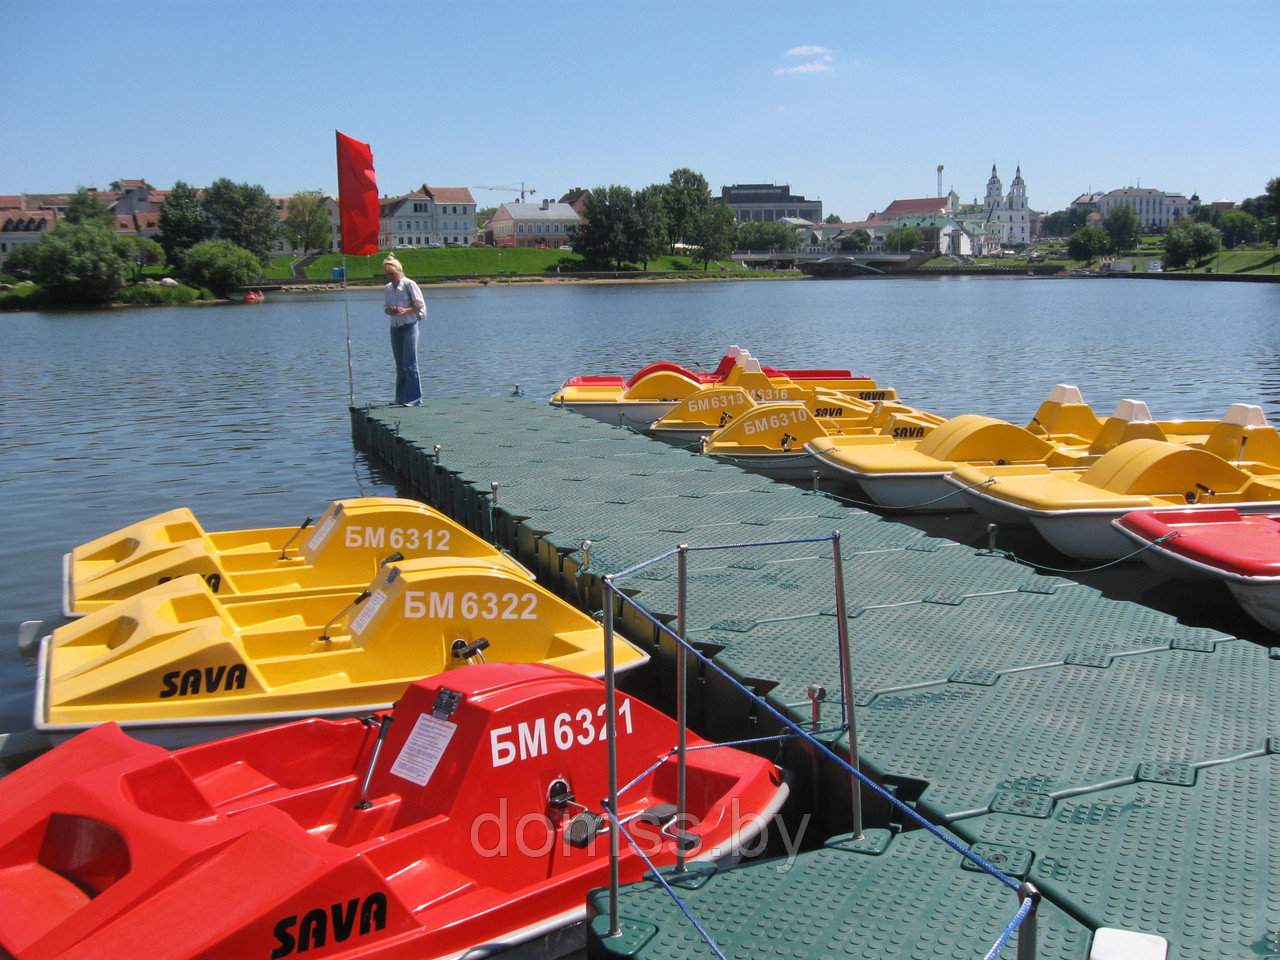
1, 0, 1275, 219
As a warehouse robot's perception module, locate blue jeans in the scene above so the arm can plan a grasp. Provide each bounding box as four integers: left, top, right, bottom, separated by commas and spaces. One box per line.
390, 321, 422, 405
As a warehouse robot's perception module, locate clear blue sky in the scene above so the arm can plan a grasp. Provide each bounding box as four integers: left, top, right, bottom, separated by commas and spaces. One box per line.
2, 0, 1275, 219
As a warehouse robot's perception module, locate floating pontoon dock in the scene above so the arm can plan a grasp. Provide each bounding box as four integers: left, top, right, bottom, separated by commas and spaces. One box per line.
352, 397, 1277, 960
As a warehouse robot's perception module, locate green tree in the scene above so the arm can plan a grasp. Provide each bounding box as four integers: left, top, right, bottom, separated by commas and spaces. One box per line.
839, 228, 871, 252
129, 236, 165, 279
64, 187, 115, 226
570, 185, 638, 270
33, 222, 135, 303
688, 203, 737, 269
282, 190, 332, 254
1102, 203, 1141, 253
1040, 207, 1090, 237
1191, 205, 1215, 224
738, 220, 796, 252
824, 213, 842, 224
1066, 226, 1110, 262
1163, 219, 1220, 268
2, 241, 44, 280
158, 180, 211, 265
661, 168, 712, 251
1267, 177, 1280, 246
202, 178, 280, 261
1216, 209, 1259, 248
180, 239, 262, 296
885, 227, 923, 252
630, 185, 669, 270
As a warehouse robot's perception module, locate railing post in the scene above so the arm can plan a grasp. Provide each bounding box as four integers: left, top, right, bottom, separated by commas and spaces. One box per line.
675, 544, 690, 872
1017, 882, 1040, 960
489, 481, 500, 546
602, 574, 621, 937
830, 531, 862, 839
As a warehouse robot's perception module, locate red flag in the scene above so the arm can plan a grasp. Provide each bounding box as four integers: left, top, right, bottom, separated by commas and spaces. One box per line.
335, 131, 379, 255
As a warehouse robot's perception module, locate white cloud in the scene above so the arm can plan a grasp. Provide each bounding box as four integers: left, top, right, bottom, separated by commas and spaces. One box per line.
784, 45, 835, 58
775, 46, 837, 75
774, 58, 834, 76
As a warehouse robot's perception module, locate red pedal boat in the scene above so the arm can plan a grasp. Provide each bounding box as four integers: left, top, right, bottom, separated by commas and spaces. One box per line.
1114, 507, 1280, 631
0, 663, 788, 960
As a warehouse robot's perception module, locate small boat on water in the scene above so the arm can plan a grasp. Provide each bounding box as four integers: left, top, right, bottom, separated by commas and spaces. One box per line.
63, 497, 531, 618
244, 290, 264, 301
1114, 508, 1280, 630
0, 662, 788, 960
805, 385, 1114, 510
698, 394, 943, 480
36, 558, 647, 746
650, 382, 924, 446
949, 418, 1280, 560
549, 348, 891, 427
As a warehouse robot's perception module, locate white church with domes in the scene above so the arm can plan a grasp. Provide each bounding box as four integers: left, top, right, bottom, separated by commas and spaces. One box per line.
983, 164, 1034, 244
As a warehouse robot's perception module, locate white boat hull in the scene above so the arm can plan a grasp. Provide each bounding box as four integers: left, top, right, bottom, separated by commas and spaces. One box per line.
548, 399, 675, 429
850, 472, 968, 512
945, 475, 1036, 527
708, 452, 822, 481
1028, 501, 1280, 563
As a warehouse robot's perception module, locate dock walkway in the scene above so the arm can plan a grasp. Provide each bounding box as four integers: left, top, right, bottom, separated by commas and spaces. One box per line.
352, 397, 1277, 960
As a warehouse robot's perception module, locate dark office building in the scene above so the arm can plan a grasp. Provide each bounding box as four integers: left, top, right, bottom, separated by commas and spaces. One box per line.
720, 184, 822, 223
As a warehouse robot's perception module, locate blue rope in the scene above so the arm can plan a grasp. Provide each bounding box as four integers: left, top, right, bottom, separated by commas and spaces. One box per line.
682, 534, 834, 552
606, 547, 683, 580
603, 806, 730, 960
982, 894, 1035, 960
602, 576, 1022, 892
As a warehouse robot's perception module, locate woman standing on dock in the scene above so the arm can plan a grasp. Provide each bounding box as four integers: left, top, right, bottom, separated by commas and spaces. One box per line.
383, 256, 424, 407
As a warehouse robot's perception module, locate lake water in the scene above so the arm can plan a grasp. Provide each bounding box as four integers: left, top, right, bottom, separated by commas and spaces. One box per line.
2, 276, 1278, 733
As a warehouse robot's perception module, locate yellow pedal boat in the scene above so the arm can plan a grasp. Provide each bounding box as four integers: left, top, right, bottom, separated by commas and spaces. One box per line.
803, 385, 1114, 509
63, 497, 531, 618
699, 395, 943, 479
549, 349, 893, 428
810, 389, 1280, 513
948, 427, 1280, 561
649, 379, 918, 445
36, 557, 648, 746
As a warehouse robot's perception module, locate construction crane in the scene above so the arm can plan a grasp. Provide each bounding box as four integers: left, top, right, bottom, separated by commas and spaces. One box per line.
472, 183, 537, 203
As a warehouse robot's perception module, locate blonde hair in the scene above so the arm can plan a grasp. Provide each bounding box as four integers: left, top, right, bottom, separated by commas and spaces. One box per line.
383, 256, 403, 274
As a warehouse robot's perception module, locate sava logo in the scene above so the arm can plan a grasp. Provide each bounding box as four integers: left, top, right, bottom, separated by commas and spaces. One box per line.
813, 407, 843, 417
158, 664, 248, 698
892, 425, 927, 439
270, 893, 388, 958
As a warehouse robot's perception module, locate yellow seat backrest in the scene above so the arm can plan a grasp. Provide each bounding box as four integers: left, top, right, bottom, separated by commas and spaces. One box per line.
1201, 404, 1280, 468
1026, 383, 1103, 443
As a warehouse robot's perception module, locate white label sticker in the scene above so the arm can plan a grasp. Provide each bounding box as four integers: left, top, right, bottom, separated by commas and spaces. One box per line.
390, 713, 457, 785
349, 588, 388, 636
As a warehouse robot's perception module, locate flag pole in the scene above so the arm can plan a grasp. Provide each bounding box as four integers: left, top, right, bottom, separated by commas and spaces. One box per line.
342, 252, 354, 406
335, 130, 379, 411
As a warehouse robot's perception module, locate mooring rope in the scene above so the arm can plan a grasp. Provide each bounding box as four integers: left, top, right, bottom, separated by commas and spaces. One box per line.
816, 476, 997, 512
980, 531, 1177, 574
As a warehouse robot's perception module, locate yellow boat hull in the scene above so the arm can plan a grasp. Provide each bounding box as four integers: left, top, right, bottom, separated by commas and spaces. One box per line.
63, 497, 530, 617
39, 557, 647, 738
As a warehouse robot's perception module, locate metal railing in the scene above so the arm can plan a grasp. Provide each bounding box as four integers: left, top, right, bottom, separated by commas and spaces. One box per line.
593, 531, 1041, 959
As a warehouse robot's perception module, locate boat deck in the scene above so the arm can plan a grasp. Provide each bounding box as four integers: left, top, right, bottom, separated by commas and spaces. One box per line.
351, 397, 1278, 960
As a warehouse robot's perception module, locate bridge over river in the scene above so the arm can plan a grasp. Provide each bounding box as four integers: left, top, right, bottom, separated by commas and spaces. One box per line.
733, 251, 920, 276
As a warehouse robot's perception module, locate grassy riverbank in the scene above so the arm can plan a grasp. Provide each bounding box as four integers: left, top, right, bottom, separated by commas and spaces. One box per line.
261, 248, 787, 282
